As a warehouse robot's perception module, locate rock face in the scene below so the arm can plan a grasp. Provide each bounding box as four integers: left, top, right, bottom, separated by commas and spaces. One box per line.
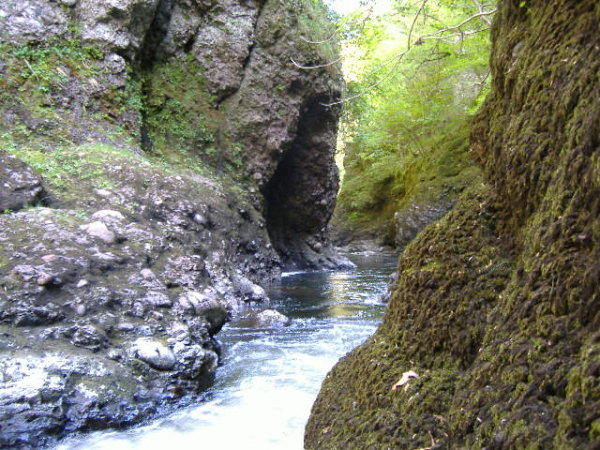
0, 0, 348, 446
0, 0, 350, 270
0, 151, 47, 212
306, 1, 600, 448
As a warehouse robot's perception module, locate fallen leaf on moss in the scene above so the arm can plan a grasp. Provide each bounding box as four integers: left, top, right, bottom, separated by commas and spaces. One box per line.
392, 370, 419, 391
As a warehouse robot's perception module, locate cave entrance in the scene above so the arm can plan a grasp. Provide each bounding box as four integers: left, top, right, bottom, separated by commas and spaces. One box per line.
263, 97, 340, 270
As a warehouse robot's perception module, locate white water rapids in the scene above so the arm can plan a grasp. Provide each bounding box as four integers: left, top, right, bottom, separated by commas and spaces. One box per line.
57, 254, 397, 450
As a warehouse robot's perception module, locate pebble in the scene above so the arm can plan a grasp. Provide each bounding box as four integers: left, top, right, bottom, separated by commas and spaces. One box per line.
80, 221, 116, 244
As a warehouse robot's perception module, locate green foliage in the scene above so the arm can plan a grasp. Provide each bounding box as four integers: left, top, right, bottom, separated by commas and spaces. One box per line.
142, 59, 218, 156
334, 0, 494, 239
296, 0, 340, 69
0, 39, 104, 105
9, 143, 140, 191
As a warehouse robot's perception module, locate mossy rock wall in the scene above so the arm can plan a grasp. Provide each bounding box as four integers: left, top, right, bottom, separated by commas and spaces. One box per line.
306, 1, 600, 447
0, 0, 348, 269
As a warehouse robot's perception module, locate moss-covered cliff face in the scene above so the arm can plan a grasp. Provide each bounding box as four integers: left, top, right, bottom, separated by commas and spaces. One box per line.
306, 1, 600, 448
0, 0, 349, 446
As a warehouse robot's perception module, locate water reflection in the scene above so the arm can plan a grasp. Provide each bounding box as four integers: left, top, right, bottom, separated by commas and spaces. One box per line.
273, 253, 398, 319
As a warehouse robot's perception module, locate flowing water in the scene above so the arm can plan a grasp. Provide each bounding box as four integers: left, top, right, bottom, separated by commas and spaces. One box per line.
57, 253, 397, 450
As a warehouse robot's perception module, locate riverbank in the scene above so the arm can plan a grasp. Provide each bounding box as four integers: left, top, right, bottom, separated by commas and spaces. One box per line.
55, 254, 397, 449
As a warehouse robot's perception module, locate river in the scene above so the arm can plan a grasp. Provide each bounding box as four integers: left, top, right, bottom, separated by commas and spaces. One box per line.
56, 253, 397, 450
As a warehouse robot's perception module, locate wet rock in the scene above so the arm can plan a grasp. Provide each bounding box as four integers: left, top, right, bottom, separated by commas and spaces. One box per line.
235, 309, 290, 329
235, 275, 269, 303
175, 290, 229, 334
132, 338, 176, 371
254, 309, 290, 328
71, 325, 108, 351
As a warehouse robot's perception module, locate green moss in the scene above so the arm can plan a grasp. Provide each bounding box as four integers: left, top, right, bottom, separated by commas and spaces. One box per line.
0, 36, 143, 159
143, 59, 218, 155
307, 185, 512, 448
138, 58, 249, 178
307, 1, 600, 448
0, 39, 104, 108
10, 143, 141, 193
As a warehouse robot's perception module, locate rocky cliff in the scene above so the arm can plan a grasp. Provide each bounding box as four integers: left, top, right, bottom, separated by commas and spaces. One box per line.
0, 0, 348, 446
306, 1, 600, 448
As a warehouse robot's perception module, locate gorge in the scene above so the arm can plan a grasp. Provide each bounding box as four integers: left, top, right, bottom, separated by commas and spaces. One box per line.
0, 0, 598, 448
0, 0, 351, 446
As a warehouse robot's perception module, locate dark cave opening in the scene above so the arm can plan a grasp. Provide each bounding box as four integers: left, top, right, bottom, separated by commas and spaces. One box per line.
263, 97, 340, 270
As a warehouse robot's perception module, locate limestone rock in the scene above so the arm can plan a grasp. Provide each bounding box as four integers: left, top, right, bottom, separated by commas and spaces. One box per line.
71, 325, 108, 351
235, 275, 269, 303
131, 338, 176, 371
91, 209, 125, 224
175, 290, 229, 334
0, 0, 347, 446
79, 221, 116, 244
254, 309, 290, 328
0, 152, 45, 212
0, 0, 69, 44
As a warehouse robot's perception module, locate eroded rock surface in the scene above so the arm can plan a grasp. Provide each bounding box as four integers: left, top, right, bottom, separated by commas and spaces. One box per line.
0, 151, 46, 212
0, 156, 277, 447
0, 0, 347, 445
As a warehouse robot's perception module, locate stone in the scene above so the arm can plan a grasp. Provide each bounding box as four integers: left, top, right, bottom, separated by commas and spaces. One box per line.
140, 291, 171, 308
91, 209, 125, 224
0, 0, 69, 44
140, 268, 155, 280
235, 275, 269, 303
80, 221, 116, 244
131, 338, 176, 371
254, 309, 290, 328
175, 290, 228, 334
0, 152, 45, 212
71, 325, 108, 351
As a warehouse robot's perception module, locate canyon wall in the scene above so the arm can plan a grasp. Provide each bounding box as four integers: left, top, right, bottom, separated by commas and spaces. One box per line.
306, 1, 600, 447
0, 0, 348, 445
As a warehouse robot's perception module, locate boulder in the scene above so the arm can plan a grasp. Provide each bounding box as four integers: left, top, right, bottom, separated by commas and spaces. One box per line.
0, 152, 45, 212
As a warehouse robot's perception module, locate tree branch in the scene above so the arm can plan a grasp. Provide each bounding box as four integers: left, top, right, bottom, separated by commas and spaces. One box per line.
407, 0, 429, 51
318, 1, 494, 107
290, 57, 342, 70
471, 0, 492, 25
321, 0, 428, 107
300, 33, 338, 45
321, 49, 410, 107
418, 9, 496, 40
421, 27, 490, 42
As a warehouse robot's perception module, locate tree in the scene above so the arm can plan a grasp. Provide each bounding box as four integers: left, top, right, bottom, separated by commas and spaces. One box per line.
313, 0, 496, 244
